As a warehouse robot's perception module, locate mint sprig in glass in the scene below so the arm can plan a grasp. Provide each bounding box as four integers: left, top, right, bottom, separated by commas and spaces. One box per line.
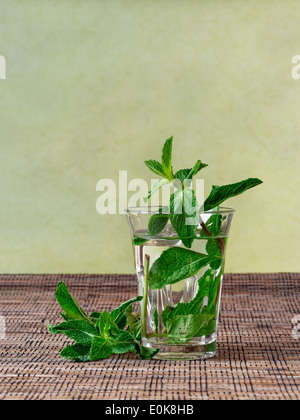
126, 136, 262, 360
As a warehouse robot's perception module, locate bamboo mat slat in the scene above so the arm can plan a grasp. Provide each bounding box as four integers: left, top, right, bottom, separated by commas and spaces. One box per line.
0, 273, 299, 400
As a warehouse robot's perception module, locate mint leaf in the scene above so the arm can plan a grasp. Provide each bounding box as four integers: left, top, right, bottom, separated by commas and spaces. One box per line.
90, 323, 155, 361
206, 270, 222, 312
55, 281, 91, 324
148, 213, 169, 236
174, 169, 191, 183
205, 239, 222, 269
194, 316, 216, 336
110, 296, 143, 329
60, 344, 91, 362
144, 159, 166, 178
203, 213, 222, 236
160, 269, 218, 340
170, 188, 198, 248
47, 320, 98, 345
96, 310, 120, 335
125, 306, 141, 340
161, 136, 174, 180
110, 331, 138, 355
165, 313, 207, 340
188, 160, 208, 178
148, 246, 215, 289
204, 178, 263, 211
206, 239, 221, 258
161, 269, 214, 322
90, 336, 114, 360
144, 137, 174, 182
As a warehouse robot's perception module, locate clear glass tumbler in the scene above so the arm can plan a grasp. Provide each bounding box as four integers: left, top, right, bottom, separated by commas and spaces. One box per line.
126, 206, 234, 360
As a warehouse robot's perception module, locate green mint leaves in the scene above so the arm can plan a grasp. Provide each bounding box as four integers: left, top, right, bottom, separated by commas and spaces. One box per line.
47, 282, 159, 361
144, 136, 174, 181
144, 137, 262, 247
148, 213, 169, 236
144, 136, 174, 202
160, 269, 220, 342
48, 320, 98, 346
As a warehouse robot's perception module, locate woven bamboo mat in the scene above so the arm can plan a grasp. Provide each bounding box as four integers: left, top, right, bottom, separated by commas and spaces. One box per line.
0, 273, 299, 400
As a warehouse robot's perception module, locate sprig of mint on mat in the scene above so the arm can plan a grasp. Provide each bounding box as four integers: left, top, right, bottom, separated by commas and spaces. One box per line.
47, 282, 159, 361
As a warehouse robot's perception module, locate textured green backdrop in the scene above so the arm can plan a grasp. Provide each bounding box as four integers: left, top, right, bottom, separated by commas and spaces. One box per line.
1, 0, 299, 273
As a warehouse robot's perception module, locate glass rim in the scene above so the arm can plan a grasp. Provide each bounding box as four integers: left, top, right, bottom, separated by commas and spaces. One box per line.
125, 206, 236, 215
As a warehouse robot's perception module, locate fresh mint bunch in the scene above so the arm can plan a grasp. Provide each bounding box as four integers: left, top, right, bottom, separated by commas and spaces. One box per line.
140, 136, 262, 340
47, 282, 159, 361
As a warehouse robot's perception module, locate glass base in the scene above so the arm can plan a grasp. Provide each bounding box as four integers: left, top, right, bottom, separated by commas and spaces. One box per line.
142, 337, 217, 361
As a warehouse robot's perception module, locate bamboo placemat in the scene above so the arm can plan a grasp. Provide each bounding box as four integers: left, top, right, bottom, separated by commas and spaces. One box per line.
0, 273, 299, 400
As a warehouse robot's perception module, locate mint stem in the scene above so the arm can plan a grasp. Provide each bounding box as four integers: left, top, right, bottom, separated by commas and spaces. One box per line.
200, 220, 211, 236
142, 254, 150, 338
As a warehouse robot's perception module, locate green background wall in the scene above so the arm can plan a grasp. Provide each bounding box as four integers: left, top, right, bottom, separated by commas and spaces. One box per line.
1, 0, 299, 273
